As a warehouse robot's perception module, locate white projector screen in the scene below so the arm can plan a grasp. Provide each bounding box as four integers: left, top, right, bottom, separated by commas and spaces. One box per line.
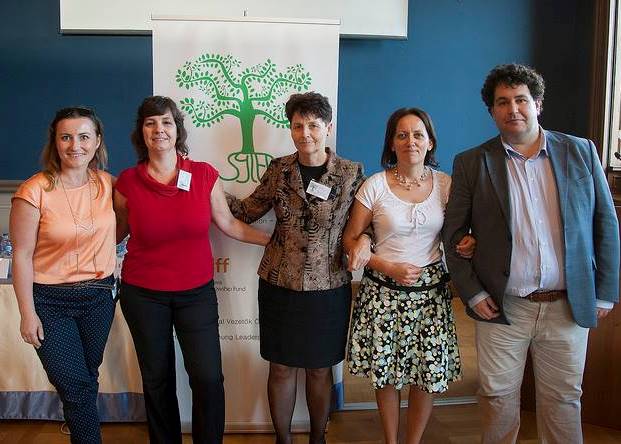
59, 0, 408, 38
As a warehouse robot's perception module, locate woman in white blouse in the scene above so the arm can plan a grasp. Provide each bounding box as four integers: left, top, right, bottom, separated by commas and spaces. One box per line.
343, 108, 474, 444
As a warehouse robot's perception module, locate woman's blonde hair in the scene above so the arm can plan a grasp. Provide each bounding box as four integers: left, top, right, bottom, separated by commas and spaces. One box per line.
40, 107, 108, 192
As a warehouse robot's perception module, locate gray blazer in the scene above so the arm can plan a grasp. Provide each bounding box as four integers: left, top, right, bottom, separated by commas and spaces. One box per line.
443, 130, 619, 328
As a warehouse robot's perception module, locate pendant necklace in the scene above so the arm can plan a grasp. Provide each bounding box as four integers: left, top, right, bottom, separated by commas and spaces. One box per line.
59, 172, 99, 277
393, 166, 430, 190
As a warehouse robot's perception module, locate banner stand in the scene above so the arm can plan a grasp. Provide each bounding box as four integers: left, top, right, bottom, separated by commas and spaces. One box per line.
153, 15, 341, 432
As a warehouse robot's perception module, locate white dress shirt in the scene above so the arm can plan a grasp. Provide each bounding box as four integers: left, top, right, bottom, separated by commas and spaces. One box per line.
469, 129, 613, 310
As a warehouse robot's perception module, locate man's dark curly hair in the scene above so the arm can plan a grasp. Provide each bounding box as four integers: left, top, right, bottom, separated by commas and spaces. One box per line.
481, 64, 545, 111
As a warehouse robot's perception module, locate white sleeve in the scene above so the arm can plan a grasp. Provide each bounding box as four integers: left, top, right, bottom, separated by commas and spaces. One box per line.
355, 173, 381, 211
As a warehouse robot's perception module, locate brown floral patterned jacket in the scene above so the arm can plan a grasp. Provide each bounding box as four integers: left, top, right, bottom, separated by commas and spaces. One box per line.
227, 148, 364, 291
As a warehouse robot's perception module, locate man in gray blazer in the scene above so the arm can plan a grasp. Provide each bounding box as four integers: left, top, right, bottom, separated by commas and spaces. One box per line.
443, 63, 619, 444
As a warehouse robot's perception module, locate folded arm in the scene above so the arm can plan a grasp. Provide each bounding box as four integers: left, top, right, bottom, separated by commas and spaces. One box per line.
343, 200, 422, 285
442, 155, 487, 305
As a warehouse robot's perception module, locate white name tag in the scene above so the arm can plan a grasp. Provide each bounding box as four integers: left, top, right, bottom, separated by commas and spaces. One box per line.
306, 179, 331, 200
177, 169, 192, 191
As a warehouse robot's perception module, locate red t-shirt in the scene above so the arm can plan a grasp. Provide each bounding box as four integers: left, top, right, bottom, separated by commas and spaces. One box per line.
116, 156, 219, 291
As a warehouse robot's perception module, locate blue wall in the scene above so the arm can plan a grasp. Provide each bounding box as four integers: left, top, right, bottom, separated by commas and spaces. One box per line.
1, 1, 151, 179
338, 1, 534, 174
1, 0, 591, 179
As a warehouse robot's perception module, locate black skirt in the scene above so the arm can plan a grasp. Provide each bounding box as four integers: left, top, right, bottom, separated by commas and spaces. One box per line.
258, 279, 352, 368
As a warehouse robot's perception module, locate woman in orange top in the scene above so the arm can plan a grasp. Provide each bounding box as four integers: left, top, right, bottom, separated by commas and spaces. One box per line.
10, 107, 116, 444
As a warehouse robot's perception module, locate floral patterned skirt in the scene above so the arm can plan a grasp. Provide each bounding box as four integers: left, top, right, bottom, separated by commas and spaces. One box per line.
347, 262, 462, 392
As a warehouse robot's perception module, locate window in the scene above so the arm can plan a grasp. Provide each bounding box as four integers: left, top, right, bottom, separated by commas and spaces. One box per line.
606, 1, 621, 169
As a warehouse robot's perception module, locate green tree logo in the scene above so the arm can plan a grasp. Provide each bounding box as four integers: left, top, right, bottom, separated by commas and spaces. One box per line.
176, 53, 312, 183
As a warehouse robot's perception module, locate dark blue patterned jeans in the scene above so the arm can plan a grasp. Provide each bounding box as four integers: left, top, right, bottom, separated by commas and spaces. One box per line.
33, 276, 116, 444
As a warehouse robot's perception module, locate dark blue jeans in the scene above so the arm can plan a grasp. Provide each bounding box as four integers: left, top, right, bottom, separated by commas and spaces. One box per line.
120, 280, 224, 444
33, 275, 116, 444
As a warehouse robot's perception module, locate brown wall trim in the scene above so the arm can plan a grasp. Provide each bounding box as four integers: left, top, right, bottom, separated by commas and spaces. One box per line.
0, 181, 22, 193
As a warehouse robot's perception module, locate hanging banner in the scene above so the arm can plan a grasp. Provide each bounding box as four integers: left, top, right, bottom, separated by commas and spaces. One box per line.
152, 16, 340, 432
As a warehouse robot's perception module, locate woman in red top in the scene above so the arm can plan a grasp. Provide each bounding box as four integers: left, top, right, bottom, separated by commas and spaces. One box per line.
114, 96, 269, 444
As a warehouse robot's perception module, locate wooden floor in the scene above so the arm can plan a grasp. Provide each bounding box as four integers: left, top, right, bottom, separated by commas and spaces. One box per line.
3, 300, 618, 443
3, 405, 621, 443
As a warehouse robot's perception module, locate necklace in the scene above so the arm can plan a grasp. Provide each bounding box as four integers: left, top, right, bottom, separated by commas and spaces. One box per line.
59, 172, 100, 277
393, 166, 430, 190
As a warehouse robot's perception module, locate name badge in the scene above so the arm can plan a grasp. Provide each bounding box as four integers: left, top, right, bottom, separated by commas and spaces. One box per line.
306, 179, 331, 200
177, 169, 192, 191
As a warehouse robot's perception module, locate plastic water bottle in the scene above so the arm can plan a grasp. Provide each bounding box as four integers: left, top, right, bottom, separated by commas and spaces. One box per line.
0, 234, 11, 279
115, 236, 128, 278
116, 236, 128, 257
0, 234, 11, 258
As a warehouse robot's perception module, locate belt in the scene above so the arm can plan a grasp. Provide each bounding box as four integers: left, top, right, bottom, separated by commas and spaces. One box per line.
362, 261, 449, 292
525, 290, 567, 303
37, 275, 115, 290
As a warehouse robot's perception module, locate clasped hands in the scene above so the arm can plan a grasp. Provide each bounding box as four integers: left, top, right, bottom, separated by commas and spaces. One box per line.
346, 234, 477, 287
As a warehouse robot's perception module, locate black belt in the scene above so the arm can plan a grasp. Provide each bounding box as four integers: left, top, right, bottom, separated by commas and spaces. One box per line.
363, 266, 449, 292
39, 275, 115, 291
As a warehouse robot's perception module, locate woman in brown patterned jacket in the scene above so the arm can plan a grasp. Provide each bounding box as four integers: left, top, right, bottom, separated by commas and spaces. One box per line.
228, 92, 368, 444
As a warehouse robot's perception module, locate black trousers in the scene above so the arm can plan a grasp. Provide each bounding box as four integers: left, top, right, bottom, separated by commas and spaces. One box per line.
33, 276, 116, 444
120, 280, 224, 444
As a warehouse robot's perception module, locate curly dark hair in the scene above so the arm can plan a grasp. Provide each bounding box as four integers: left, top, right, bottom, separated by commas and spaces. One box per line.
481, 63, 545, 111
285, 92, 332, 124
131, 96, 189, 162
381, 107, 439, 169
